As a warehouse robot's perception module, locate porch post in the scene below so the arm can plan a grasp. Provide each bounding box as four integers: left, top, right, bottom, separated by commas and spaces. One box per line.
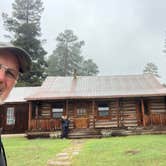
66, 100, 69, 116
35, 104, 39, 129
92, 100, 95, 128
35, 105, 39, 118
28, 102, 32, 130
117, 99, 120, 127
141, 98, 146, 127
136, 101, 140, 126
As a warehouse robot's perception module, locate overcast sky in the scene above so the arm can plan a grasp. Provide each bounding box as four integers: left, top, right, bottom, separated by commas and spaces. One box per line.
1, 0, 166, 82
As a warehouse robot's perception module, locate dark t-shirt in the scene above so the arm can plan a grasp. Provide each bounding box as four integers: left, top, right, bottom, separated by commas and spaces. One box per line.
61, 119, 69, 129
0, 138, 7, 166
0, 150, 6, 166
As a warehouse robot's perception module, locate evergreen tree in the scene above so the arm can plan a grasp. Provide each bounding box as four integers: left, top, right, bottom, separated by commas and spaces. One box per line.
47, 29, 99, 76
2, 0, 47, 86
80, 59, 99, 76
143, 62, 160, 77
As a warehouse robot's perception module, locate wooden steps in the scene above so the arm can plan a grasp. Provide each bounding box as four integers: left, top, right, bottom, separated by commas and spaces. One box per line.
68, 128, 102, 139
26, 131, 51, 139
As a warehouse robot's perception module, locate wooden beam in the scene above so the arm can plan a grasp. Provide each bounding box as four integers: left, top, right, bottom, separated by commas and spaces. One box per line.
164, 97, 166, 126
141, 98, 146, 127
28, 102, 32, 130
66, 100, 69, 116
92, 100, 95, 128
35, 104, 39, 118
117, 99, 120, 127
135, 101, 140, 126
159, 114, 162, 126
35, 104, 39, 129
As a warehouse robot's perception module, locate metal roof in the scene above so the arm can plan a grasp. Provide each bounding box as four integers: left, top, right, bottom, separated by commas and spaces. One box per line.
26, 74, 166, 101
4, 87, 39, 103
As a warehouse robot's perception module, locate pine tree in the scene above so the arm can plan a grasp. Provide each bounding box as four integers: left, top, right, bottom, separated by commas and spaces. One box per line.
47, 29, 99, 76
2, 0, 47, 86
143, 62, 160, 77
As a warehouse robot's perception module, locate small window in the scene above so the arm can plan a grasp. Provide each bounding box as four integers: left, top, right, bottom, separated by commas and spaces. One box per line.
7, 107, 15, 125
77, 108, 87, 116
52, 104, 63, 118
98, 103, 109, 116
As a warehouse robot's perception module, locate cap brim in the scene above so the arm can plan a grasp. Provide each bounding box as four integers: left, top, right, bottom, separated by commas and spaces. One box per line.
0, 47, 31, 73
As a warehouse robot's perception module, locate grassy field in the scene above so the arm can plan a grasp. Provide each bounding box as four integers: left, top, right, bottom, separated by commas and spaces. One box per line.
2, 137, 71, 166
2, 135, 166, 166
73, 135, 166, 166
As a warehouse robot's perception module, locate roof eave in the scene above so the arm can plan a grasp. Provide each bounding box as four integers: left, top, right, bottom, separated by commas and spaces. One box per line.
25, 93, 166, 101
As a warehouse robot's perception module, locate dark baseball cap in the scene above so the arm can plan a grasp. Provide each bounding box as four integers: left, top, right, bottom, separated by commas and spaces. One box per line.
0, 42, 31, 73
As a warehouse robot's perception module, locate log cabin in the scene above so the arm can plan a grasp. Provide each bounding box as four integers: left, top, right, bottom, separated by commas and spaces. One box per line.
0, 87, 39, 133
25, 74, 166, 135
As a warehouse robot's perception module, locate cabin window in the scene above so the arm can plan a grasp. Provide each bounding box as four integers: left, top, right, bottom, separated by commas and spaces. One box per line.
52, 104, 64, 118
6, 107, 15, 125
77, 108, 87, 117
98, 103, 109, 116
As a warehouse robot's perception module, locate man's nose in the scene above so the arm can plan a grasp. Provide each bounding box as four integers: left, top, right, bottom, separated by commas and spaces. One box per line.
0, 69, 6, 81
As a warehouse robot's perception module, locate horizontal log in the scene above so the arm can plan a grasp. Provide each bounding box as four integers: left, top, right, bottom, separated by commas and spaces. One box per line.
122, 123, 138, 127
122, 119, 137, 123
150, 110, 166, 113
95, 124, 118, 128
121, 111, 136, 114
149, 106, 166, 110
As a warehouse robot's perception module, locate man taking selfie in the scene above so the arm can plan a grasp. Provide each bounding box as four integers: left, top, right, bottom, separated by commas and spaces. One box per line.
0, 42, 31, 166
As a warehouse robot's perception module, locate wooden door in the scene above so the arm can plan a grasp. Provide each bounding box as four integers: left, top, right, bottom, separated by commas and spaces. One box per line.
74, 118, 89, 128
74, 103, 89, 128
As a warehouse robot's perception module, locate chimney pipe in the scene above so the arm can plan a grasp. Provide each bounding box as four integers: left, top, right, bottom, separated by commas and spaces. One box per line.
73, 69, 77, 79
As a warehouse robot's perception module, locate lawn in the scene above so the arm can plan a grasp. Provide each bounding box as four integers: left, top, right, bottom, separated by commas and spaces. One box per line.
2, 135, 166, 166
2, 137, 71, 166
72, 135, 166, 166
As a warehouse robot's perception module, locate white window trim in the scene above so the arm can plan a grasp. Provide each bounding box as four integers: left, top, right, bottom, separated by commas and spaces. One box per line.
7, 107, 15, 125
52, 107, 63, 118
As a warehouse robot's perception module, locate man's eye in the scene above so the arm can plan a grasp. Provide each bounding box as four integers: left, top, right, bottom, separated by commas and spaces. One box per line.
6, 70, 17, 79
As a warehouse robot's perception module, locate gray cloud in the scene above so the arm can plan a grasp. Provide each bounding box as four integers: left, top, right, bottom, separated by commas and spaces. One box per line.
1, 0, 166, 82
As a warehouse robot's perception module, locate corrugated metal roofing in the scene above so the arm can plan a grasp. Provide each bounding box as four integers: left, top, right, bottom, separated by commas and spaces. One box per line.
5, 87, 39, 103
26, 74, 166, 100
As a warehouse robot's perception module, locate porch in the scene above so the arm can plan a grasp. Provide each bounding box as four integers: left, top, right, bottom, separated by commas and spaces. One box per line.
27, 97, 166, 133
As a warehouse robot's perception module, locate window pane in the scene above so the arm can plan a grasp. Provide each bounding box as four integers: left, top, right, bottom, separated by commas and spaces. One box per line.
98, 103, 109, 116
7, 107, 15, 125
99, 111, 109, 116
77, 108, 87, 116
52, 105, 63, 118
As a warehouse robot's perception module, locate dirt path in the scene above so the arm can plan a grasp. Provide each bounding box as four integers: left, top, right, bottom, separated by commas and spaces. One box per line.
47, 139, 86, 166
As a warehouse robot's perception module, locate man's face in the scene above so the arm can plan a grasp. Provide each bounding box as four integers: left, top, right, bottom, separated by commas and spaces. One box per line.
0, 51, 19, 103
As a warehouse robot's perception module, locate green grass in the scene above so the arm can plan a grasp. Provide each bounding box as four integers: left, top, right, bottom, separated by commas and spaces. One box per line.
2, 137, 71, 166
2, 135, 166, 166
72, 135, 166, 166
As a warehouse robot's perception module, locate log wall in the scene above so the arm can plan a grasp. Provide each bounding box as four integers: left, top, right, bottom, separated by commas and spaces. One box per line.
147, 97, 166, 125
120, 99, 138, 127
28, 97, 166, 131
95, 99, 119, 128
95, 99, 138, 128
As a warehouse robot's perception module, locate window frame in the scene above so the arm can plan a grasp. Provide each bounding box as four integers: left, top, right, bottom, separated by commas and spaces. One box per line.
76, 107, 87, 117
52, 103, 64, 119
6, 107, 15, 125
97, 103, 110, 117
